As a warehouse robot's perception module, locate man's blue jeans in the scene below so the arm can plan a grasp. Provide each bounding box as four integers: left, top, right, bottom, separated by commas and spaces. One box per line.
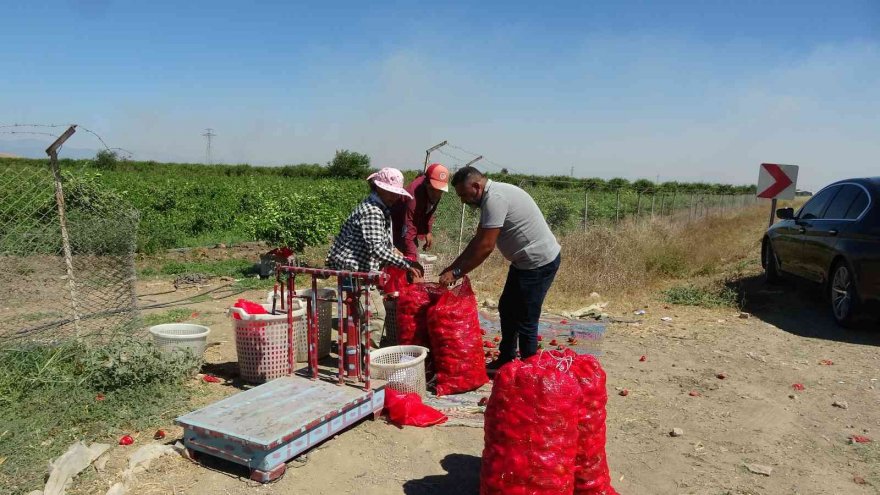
498, 254, 561, 363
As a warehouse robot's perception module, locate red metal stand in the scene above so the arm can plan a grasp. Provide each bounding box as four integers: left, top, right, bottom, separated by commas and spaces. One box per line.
280, 266, 384, 390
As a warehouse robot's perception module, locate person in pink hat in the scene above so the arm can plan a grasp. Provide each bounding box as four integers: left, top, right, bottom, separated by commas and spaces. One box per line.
391, 163, 449, 260
327, 167, 424, 277
327, 167, 425, 344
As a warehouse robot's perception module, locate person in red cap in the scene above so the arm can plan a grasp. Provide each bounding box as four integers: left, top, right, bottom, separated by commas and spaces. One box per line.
391, 163, 450, 260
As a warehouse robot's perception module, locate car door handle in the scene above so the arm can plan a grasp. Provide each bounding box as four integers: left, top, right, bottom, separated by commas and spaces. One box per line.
828, 229, 838, 236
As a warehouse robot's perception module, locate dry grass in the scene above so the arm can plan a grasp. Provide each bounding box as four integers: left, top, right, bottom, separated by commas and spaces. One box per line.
469, 205, 772, 311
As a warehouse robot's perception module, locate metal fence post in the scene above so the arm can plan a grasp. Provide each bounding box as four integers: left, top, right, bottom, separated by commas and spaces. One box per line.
660, 194, 666, 216
615, 189, 621, 223
47, 126, 82, 337
651, 193, 656, 218
671, 191, 677, 217
583, 189, 589, 230
636, 192, 642, 217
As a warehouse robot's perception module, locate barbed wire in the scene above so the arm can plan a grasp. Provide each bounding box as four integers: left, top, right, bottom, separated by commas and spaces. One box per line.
0, 131, 60, 138
0, 122, 124, 157
0, 123, 70, 129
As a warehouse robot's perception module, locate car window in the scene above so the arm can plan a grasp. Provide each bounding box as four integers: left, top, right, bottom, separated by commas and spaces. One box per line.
823, 185, 860, 219
798, 186, 839, 220
844, 189, 869, 220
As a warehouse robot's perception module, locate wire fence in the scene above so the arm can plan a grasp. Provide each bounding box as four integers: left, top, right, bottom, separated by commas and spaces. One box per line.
427, 182, 756, 263
0, 126, 140, 343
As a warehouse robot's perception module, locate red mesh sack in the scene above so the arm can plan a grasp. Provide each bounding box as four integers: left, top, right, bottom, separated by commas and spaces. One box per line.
379, 266, 410, 294
480, 351, 583, 495
231, 299, 268, 320
569, 351, 616, 495
396, 283, 444, 347
383, 388, 448, 427
427, 278, 489, 396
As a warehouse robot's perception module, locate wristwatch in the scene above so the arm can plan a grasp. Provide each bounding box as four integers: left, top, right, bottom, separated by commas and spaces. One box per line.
452, 267, 462, 279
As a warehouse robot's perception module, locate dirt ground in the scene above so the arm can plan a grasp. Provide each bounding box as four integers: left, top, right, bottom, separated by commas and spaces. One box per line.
82, 266, 880, 495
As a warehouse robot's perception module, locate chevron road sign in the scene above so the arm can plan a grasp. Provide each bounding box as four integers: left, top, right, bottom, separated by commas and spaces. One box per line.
757, 163, 798, 200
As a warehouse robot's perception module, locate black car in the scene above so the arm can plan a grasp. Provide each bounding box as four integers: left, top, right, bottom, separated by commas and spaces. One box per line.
762, 177, 880, 326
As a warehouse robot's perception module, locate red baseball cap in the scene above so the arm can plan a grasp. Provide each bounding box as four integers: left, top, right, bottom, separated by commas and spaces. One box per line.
425, 163, 449, 192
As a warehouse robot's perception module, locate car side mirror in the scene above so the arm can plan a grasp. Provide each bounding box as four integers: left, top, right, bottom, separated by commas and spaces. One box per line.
776, 207, 794, 220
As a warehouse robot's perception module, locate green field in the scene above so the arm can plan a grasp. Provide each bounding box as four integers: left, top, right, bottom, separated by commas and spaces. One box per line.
0, 157, 756, 255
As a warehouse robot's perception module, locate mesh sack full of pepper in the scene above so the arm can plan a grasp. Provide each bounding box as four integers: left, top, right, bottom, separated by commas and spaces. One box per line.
396, 282, 444, 347
426, 277, 489, 396
568, 350, 616, 495
480, 350, 583, 495
379, 266, 410, 295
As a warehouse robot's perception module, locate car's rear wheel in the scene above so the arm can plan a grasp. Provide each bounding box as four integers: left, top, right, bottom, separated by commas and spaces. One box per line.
763, 240, 781, 284
830, 260, 859, 327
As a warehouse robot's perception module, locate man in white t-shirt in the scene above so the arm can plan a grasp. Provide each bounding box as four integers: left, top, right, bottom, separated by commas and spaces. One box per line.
439, 167, 561, 372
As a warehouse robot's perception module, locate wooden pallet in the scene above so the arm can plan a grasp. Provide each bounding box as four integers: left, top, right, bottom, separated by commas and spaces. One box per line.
176, 372, 385, 482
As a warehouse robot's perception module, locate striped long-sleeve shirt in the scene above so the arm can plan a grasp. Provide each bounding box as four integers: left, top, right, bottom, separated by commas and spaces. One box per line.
326, 194, 412, 273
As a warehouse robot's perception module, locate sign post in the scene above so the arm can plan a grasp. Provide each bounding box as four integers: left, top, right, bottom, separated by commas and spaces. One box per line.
756, 163, 798, 228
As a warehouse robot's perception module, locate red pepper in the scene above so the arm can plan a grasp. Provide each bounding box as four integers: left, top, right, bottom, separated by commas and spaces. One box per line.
619, 389, 629, 397
792, 383, 805, 391
550, 339, 558, 346
560, 319, 568, 324
202, 374, 221, 383
493, 336, 500, 342
820, 359, 834, 366
119, 435, 134, 446
851, 435, 871, 444
95, 393, 106, 401
716, 373, 727, 380
688, 390, 700, 397
639, 355, 647, 362
537, 335, 543, 342
154, 429, 166, 440
478, 397, 489, 407
485, 342, 496, 349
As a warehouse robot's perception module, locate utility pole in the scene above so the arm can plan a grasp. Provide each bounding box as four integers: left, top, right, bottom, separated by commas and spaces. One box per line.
423, 140, 448, 172
202, 128, 216, 165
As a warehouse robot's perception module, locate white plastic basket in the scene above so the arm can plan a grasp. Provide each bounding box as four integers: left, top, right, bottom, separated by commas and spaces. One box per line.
149, 324, 210, 358
370, 345, 429, 397
229, 301, 333, 383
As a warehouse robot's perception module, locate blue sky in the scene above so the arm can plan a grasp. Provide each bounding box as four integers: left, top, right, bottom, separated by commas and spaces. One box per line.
1, 0, 878, 190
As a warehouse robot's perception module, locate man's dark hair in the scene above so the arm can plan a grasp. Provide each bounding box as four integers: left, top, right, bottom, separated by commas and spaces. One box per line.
451, 166, 485, 187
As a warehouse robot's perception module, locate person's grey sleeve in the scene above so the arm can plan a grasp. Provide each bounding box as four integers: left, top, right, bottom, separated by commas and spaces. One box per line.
480, 194, 507, 228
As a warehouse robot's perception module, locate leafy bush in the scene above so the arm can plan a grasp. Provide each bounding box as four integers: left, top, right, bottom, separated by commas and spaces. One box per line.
544, 199, 574, 232
326, 149, 371, 178
248, 192, 343, 251
82, 338, 201, 390
94, 149, 119, 170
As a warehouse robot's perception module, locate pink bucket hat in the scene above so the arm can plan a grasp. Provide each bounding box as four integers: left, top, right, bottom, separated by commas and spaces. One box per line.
367, 168, 413, 199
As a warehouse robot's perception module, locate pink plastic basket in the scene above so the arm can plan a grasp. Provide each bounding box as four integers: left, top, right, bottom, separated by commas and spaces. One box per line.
228, 302, 307, 383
